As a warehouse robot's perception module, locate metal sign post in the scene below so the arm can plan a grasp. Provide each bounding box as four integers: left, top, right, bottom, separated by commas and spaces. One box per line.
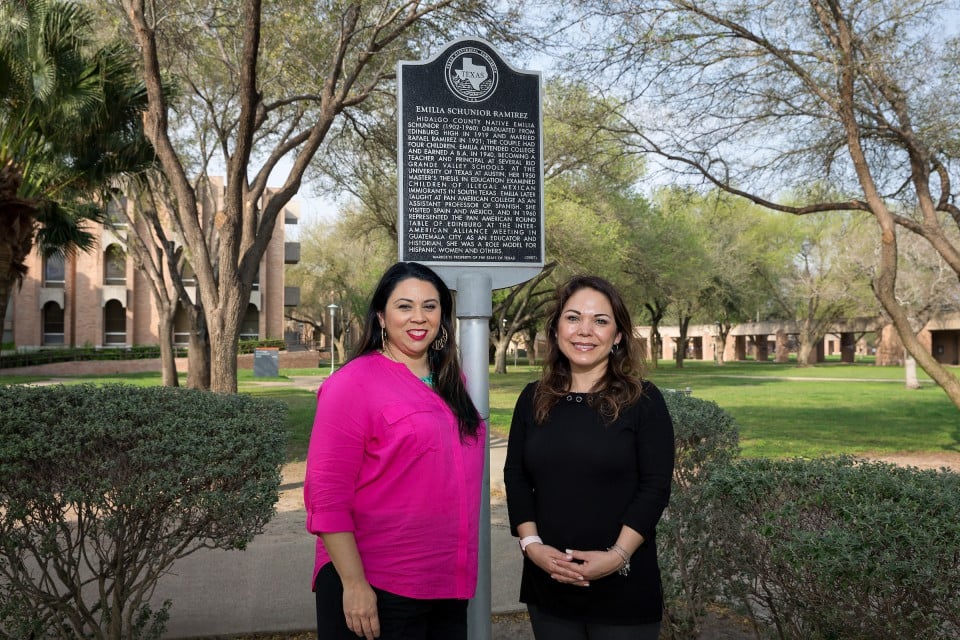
398, 38, 544, 640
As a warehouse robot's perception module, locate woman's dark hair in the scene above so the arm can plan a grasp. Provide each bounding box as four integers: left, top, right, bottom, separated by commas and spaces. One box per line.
353, 262, 481, 440
534, 275, 647, 424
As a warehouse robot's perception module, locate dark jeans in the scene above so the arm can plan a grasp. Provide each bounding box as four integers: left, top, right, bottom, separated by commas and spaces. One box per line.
315, 563, 468, 640
527, 603, 661, 640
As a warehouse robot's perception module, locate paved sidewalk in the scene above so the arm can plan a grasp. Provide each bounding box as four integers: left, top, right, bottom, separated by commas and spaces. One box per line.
151, 432, 527, 639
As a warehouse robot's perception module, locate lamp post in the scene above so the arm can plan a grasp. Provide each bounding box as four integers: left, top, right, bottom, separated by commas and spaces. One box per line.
327, 303, 339, 375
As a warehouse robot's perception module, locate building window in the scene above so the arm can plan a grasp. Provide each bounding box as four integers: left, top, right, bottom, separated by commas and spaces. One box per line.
2, 297, 13, 344
104, 245, 127, 285
42, 302, 65, 345
251, 270, 260, 292
105, 198, 128, 228
103, 300, 126, 345
174, 303, 191, 345
181, 262, 196, 286
43, 253, 65, 288
240, 303, 259, 340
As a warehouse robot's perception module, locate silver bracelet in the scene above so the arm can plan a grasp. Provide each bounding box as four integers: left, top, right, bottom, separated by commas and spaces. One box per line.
608, 544, 631, 577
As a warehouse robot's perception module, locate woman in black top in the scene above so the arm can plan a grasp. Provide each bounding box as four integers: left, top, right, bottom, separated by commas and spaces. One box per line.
503, 275, 675, 640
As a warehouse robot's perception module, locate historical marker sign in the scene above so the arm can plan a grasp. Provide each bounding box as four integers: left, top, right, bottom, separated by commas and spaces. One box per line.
398, 38, 544, 290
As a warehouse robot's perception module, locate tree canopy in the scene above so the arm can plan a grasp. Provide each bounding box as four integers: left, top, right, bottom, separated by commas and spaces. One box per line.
101, 0, 529, 391
0, 0, 153, 339
558, 0, 960, 406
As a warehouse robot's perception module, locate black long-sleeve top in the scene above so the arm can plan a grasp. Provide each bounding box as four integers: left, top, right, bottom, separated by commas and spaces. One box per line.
503, 380, 675, 624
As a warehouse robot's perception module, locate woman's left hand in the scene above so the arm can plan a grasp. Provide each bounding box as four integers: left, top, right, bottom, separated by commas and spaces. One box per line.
554, 548, 624, 582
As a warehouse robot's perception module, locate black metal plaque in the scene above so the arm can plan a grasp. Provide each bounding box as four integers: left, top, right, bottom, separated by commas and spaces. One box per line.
398, 39, 544, 268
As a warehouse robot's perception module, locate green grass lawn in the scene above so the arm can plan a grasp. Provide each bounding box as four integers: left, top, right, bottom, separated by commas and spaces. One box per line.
485, 361, 959, 460
3, 360, 958, 462
242, 386, 317, 461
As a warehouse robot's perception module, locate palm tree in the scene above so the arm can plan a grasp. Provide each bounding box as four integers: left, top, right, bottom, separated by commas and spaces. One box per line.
0, 0, 154, 336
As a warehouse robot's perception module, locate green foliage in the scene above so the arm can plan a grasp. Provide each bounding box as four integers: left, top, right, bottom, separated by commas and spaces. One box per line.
658, 391, 741, 640
0, 339, 284, 368
0, 345, 185, 368
238, 338, 286, 354
0, 0, 154, 201
705, 456, 960, 640
0, 384, 285, 639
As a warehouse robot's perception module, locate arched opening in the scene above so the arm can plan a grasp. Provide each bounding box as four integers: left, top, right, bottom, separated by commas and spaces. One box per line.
104, 244, 127, 285
240, 304, 259, 340
103, 300, 127, 345
181, 261, 196, 286
42, 302, 65, 345
174, 303, 191, 346
43, 253, 65, 288
105, 197, 128, 228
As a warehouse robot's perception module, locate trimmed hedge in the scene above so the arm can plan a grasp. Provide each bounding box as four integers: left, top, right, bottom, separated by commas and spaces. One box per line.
705, 456, 960, 639
0, 338, 285, 369
0, 384, 286, 639
659, 391, 741, 640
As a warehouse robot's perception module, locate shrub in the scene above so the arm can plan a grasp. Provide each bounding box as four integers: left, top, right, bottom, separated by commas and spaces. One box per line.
705, 456, 960, 639
0, 384, 286, 639
659, 391, 741, 640
238, 338, 286, 354
0, 339, 286, 369
0, 346, 188, 368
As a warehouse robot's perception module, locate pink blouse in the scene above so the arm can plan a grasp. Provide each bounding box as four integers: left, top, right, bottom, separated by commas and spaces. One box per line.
304, 352, 485, 599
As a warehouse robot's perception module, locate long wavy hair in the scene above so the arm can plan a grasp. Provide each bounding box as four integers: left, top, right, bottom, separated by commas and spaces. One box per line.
534, 275, 647, 424
352, 262, 481, 440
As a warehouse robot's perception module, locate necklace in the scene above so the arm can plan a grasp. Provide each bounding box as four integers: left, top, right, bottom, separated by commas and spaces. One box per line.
381, 346, 431, 381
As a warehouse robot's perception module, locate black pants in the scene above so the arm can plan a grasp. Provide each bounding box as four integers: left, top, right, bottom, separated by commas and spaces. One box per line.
314, 563, 468, 640
527, 603, 661, 640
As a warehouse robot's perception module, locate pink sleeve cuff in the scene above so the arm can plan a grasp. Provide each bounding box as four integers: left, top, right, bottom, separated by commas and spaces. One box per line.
306, 510, 355, 535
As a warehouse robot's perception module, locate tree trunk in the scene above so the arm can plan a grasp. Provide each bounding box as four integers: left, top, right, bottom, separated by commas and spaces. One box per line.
208, 291, 244, 394
650, 332, 661, 368
796, 322, 819, 367
714, 331, 725, 366
878, 291, 960, 407
157, 311, 179, 387
831, 24, 960, 409
796, 340, 813, 366
187, 320, 210, 390
0, 223, 15, 340
647, 321, 662, 369
674, 316, 690, 368
210, 327, 239, 393
526, 328, 538, 366
0, 198, 39, 343
493, 335, 509, 374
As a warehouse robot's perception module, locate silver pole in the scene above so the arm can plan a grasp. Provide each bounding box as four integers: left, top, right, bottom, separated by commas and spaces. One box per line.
458, 272, 492, 640
327, 303, 338, 374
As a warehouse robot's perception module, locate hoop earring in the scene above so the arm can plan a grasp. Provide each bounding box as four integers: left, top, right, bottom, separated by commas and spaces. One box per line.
611, 343, 620, 354
381, 326, 387, 345
432, 326, 448, 351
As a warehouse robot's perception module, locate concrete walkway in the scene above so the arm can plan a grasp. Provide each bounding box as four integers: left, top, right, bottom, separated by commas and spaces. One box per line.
150, 428, 527, 638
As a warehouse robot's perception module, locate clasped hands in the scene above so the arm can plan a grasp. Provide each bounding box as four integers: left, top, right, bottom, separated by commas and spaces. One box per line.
524, 542, 623, 587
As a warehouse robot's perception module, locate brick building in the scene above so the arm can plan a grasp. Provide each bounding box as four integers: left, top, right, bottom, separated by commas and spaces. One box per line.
2, 178, 300, 351
637, 314, 960, 366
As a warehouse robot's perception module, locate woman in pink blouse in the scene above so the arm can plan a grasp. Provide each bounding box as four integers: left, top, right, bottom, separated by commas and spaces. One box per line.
304, 261, 484, 640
